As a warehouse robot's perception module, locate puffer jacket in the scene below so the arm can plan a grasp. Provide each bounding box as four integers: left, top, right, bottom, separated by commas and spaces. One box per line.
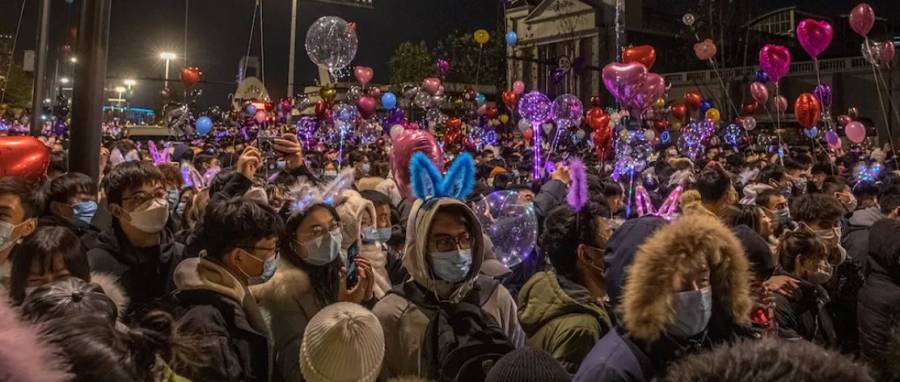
772, 268, 836, 347
518, 271, 611, 373
858, 219, 900, 375
372, 198, 526, 378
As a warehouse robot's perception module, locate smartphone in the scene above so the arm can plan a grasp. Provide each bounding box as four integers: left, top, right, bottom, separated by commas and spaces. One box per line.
346, 241, 359, 289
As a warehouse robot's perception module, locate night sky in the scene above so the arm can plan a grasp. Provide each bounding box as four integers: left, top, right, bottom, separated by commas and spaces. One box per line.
2, 0, 501, 109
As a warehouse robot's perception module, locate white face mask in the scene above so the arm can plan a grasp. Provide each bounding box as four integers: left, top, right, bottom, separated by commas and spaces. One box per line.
668, 287, 713, 338
126, 197, 169, 233
0, 220, 24, 252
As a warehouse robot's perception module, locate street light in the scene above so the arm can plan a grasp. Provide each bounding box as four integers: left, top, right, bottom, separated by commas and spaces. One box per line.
60, 77, 70, 85
159, 52, 177, 91
123, 79, 136, 87
69, 56, 77, 64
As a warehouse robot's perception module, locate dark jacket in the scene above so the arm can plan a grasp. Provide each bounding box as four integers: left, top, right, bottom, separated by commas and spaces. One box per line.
731, 225, 775, 280
603, 216, 667, 308
169, 258, 271, 382
37, 214, 101, 251
772, 268, 837, 347
858, 219, 900, 373
86, 224, 184, 320
533, 179, 567, 226
843, 207, 883, 273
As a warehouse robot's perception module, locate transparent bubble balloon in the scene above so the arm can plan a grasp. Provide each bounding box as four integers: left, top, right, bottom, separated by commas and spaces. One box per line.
332, 103, 358, 134
414, 91, 432, 109
305, 16, 358, 75
471, 191, 538, 268
426, 108, 447, 125
551, 94, 584, 129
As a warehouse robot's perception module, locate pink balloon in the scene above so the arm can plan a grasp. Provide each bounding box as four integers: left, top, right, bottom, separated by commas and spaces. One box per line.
849, 3, 875, 38
880, 42, 896, 67
797, 19, 833, 59
774, 95, 788, 113
759, 44, 791, 83
391, 129, 443, 198
626, 72, 666, 111
750, 82, 769, 104
845, 121, 866, 143
837, 115, 852, 126
513, 80, 525, 95
357, 95, 377, 119
693, 39, 718, 61
602, 62, 647, 105
254, 110, 267, 123
354, 66, 374, 88
422, 78, 442, 95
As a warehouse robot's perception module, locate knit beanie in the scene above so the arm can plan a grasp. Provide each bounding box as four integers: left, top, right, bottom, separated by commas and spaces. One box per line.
300, 302, 385, 382
484, 347, 570, 382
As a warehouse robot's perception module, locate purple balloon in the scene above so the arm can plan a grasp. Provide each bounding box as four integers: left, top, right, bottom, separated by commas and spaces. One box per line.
759, 44, 791, 83
625, 73, 666, 111
518, 91, 552, 124
804, 127, 819, 139
796, 19, 833, 59
436, 58, 451, 75
602, 62, 648, 105
551, 68, 567, 85
814, 84, 832, 109
825, 130, 840, 145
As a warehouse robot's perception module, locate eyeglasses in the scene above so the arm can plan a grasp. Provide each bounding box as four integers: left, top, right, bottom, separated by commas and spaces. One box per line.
299, 222, 341, 242
431, 233, 473, 252
122, 188, 166, 206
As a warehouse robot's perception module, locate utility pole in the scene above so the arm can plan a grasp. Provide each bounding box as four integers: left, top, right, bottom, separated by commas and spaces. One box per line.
287, 0, 298, 98
29, 0, 51, 136
69, 0, 111, 182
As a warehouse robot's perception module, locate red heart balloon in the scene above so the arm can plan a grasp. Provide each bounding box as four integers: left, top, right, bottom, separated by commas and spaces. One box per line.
670, 102, 687, 121
357, 96, 377, 119
0, 137, 50, 181
485, 103, 499, 119
653, 119, 669, 131
181, 67, 202, 89
446, 117, 462, 131
693, 39, 718, 61
315, 100, 330, 120
501, 91, 519, 111
794, 92, 821, 129
585, 107, 609, 131
741, 101, 759, 116
622, 45, 657, 70
684, 91, 702, 110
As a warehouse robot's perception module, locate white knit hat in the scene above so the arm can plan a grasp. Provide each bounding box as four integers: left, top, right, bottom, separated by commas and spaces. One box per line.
300, 302, 385, 382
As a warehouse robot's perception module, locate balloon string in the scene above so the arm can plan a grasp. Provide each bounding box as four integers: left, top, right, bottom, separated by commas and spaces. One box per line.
475, 45, 484, 87
532, 122, 543, 180
774, 83, 784, 166
872, 65, 900, 151
707, 58, 740, 118
865, 39, 895, 154
546, 127, 563, 163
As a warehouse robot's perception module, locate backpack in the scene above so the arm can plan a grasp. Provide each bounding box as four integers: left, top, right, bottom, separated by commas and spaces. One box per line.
390, 276, 515, 382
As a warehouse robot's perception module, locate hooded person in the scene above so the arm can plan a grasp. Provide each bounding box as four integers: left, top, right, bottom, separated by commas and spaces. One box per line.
858, 218, 900, 378
336, 189, 392, 298
574, 214, 753, 382
373, 153, 526, 380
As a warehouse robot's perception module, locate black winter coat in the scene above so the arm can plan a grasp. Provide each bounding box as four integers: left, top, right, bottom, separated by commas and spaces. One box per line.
773, 269, 837, 347
858, 219, 900, 374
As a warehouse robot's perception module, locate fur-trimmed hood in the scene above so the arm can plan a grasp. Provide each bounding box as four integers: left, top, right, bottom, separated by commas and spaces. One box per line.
622, 214, 752, 342
249, 257, 314, 311
90, 272, 130, 319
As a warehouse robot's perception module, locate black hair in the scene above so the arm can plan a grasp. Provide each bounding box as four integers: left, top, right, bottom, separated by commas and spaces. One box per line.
9, 226, 91, 305
696, 166, 732, 202
821, 176, 849, 195
755, 189, 782, 209
811, 162, 834, 176
790, 194, 844, 225
102, 162, 164, 206
0, 177, 44, 219
758, 165, 787, 185
49, 151, 68, 174
540, 202, 610, 281
852, 181, 880, 201
881, 191, 900, 215
370, 161, 390, 178
723, 205, 764, 234
157, 163, 185, 189
777, 229, 827, 272
348, 151, 368, 165
21, 278, 118, 323
39, 310, 210, 382
199, 196, 285, 261
46, 172, 96, 204
663, 338, 875, 382
599, 179, 624, 198
192, 153, 216, 170
359, 189, 391, 208
782, 158, 805, 172
281, 204, 342, 306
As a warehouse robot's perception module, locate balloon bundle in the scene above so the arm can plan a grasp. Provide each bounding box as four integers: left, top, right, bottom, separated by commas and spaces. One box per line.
612, 125, 653, 181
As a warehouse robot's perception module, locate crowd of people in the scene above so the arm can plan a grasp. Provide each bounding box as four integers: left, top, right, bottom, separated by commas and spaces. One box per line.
1, 125, 899, 382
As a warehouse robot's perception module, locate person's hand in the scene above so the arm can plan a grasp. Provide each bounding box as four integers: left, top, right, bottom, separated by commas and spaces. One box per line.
551, 164, 570, 185
236, 147, 262, 180
338, 257, 375, 303
274, 134, 304, 170
763, 275, 800, 298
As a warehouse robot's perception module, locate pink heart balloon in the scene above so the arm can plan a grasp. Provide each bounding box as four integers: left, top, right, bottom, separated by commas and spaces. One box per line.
602, 62, 647, 105
422, 78, 442, 95
797, 19, 833, 59
512, 80, 525, 95
880, 42, 896, 67
750, 82, 769, 104
354, 66, 374, 88
693, 39, 718, 61
849, 3, 875, 38
391, 129, 443, 198
774, 95, 788, 113
759, 44, 791, 83
357, 95, 377, 119
626, 72, 666, 111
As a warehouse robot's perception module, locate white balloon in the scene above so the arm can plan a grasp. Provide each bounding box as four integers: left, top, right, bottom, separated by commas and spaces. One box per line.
390, 124, 405, 140
305, 16, 358, 73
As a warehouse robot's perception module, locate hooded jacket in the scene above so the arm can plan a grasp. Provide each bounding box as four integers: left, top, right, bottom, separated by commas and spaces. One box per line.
169, 257, 270, 382
843, 206, 883, 270
740, 183, 773, 206
372, 198, 526, 378
336, 190, 393, 298
250, 257, 323, 382
517, 271, 611, 373
858, 219, 900, 372
575, 215, 753, 382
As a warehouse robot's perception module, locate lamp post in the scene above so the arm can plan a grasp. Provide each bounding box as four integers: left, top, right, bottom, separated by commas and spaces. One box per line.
123, 79, 135, 120
159, 52, 176, 91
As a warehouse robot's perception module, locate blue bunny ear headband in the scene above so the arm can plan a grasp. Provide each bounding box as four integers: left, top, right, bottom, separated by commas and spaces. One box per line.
410, 152, 475, 201
288, 168, 356, 213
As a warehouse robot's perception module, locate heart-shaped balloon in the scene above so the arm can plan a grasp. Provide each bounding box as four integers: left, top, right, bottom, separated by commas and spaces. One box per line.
625, 73, 666, 111
422, 78, 442, 95
501, 91, 520, 111
849, 3, 875, 38
0, 137, 50, 181
391, 129, 443, 198
759, 44, 791, 83
796, 19, 833, 59
319, 86, 337, 103
684, 91, 702, 110
180, 67, 202, 89
602, 62, 647, 104
357, 95, 377, 119
794, 93, 821, 129
670, 102, 687, 121
741, 101, 759, 116
586, 107, 609, 131
880, 42, 896, 67
750, 82, 769, 104
774, 95, 788, 113
354, 66, 374, 88
622, 45, 657, 70
693, 39, 717, 61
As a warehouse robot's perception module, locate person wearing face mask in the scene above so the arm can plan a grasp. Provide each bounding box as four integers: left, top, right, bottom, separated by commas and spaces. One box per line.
574, 215, 753, 382
739, 165, 791, 206
360, 190, 409, 285
0, 178, 43, 293
39, 172, 102, 247
517, 203, 613, 373
8, 227, 91, 306
251, 203, 374, 382
169, 197, 284, 382
842, 182, 883, 271
756, 189, 796, 236
336, 190, 394, 298
349, 151, 371, 180
771, 230, 837, 347
373, 198, 526, 379
87, 162, 185, 319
